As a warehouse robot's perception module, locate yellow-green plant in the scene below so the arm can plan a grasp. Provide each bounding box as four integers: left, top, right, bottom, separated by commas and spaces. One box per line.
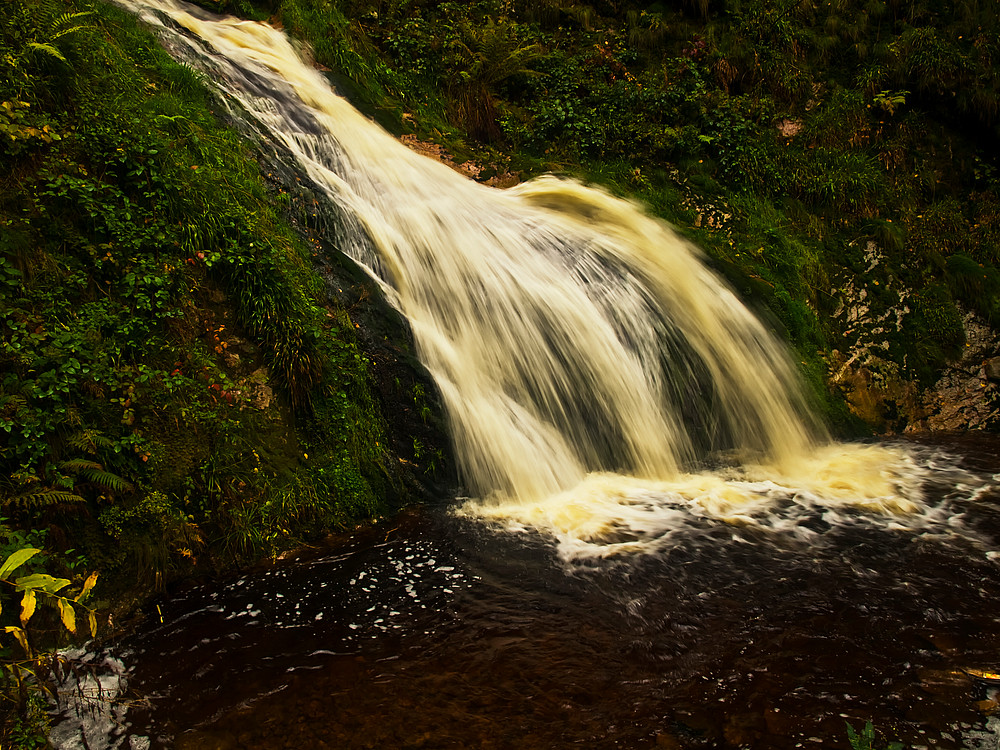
0, 547, 98, 728
846, 721, 905, 750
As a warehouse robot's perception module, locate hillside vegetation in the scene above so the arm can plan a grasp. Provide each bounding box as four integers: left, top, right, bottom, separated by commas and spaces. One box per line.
0, 3, 448, 736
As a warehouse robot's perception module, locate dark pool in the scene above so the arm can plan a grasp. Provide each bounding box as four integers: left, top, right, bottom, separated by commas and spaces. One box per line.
52, 436, 1000, 750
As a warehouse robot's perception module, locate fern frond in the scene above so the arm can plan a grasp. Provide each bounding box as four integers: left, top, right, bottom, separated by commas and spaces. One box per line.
65, 429, 114, 453
50, 25, 88, 41
53, 11, 93, 29
5, 490, 85, 508
27, 42, 67, 63
77, 469, 133, 493
58, 459, 104, 473
0, 394, 27, 411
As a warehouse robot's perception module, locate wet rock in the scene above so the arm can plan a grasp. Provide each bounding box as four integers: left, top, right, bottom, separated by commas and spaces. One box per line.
255, 120, 459, 501
174, 730, 237, 750
764, 706, 799, 736
828, 349, 923, 432
975, 699, 999, 716
723, 712, 764, 746
827, 256, 1000, 433
776, 118, 803, 137
921, 632, 962, 656
397, 133, 520, 187
917, 667, 973, 697
311, 239, 459, 499
830, 307, 1000, 433
916, 313, 1000, 432
985, 356, 1000, 382
252, 382, 273, 410
244, 367, 274, 410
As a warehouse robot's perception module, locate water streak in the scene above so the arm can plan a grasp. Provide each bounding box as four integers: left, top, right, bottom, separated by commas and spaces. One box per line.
118, 0, 984, 553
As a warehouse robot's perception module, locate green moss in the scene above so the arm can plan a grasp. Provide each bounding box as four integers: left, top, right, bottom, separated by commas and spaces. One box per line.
906, 283, 966, 385
0, 0, 401, 594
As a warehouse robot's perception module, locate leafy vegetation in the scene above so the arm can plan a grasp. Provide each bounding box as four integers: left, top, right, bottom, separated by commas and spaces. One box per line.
0, 545, 98, 747
846, 720, 906, 750
3, 0, 999, 736
0, 0, 417, 734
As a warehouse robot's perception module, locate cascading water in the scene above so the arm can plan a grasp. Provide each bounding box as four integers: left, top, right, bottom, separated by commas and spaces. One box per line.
120, 0, 961, 559
46, 8, 1000, 748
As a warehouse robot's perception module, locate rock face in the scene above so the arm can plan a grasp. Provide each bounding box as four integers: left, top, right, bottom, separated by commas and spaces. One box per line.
825, 243, 925, 433
243, 117, 460, 502
398, 132, 521, 188
312, 241, 459, 500
822, 241, 1000, 433
827, 267, 999, 434
914, 313, 1000, 432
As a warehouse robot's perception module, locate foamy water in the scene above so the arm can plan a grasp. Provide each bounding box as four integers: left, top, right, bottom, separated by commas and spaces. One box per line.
459, 442, 997, 560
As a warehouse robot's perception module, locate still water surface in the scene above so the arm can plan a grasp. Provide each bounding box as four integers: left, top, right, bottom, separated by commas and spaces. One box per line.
57, 435, 1000, 750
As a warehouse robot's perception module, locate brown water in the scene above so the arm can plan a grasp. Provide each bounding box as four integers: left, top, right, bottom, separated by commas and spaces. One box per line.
56, 435, 999, 750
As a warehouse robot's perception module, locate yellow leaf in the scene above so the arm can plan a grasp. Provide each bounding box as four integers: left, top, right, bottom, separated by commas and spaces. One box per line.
88, 611, 98, 638
76, 571, 99, 602
57, 599, 76, 634
20, 589, 36, 626
4, 626, 31, 657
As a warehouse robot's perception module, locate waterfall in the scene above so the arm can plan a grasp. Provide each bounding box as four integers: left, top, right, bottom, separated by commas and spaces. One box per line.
120, 0, 945, 557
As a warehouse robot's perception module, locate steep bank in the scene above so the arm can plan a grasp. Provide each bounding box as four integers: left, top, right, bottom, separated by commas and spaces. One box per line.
0, 0, 452, 631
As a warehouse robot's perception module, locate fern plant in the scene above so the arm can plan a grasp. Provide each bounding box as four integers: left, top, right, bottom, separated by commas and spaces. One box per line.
1, 452, 132, 511
0, 2, 91, 91
445, 18, 541, 142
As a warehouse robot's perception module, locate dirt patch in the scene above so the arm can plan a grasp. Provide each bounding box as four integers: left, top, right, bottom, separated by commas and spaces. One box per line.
398, 133, 521, 188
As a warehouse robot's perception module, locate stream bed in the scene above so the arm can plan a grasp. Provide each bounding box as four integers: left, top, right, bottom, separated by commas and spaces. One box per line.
53, 436, 1000, 749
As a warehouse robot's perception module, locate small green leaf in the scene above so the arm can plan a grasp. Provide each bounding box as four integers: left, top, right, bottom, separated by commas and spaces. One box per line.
0, 548, 40, 579
15, 572, 71, 594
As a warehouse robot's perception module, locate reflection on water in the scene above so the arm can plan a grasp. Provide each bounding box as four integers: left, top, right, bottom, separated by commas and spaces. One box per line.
51, 436, 1000, 750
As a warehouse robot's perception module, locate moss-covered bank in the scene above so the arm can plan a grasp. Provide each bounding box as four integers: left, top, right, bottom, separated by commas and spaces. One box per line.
0, 4, 453, 736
